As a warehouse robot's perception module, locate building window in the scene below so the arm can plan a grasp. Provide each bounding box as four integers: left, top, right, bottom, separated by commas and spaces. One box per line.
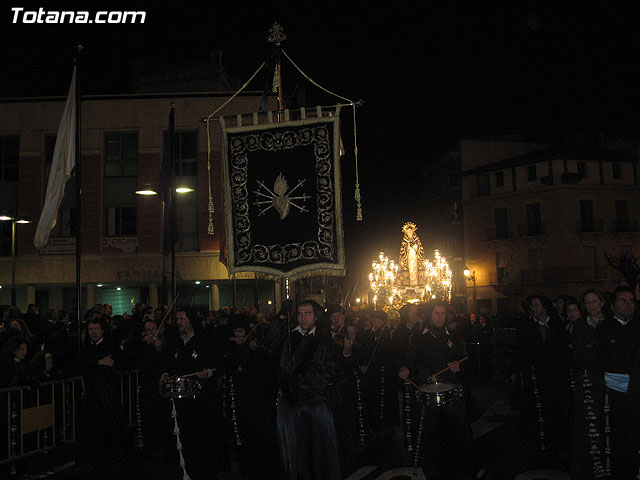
105, 206, 137, 236
615, 200, 629, 232
0, 135, 19, 181
612, 163, 621, 179
167, 131, 198, 177
526, 203, 542, 235
495, 171, 504, 187
477, 173, 490, 197
163, 130, 199, 251
494, 208, 509, 239
577, 161, 587, 178
105, 132, 138, 177
0, 221, 10, 256
527, 165, 537, 182
103, 132, 138, 238
580, 200, 594, 232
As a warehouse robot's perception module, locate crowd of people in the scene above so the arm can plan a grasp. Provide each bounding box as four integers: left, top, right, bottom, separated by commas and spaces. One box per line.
0, 282, 639, 479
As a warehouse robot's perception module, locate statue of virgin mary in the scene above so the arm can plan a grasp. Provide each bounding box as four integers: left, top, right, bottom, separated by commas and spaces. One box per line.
398, 222, 425, 286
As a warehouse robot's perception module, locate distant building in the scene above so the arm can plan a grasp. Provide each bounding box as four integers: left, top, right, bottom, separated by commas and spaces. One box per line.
460, 136, 639, 319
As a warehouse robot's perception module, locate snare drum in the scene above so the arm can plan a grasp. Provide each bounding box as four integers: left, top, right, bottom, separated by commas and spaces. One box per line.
417, 382, 463, 407
159, 375, 202, 399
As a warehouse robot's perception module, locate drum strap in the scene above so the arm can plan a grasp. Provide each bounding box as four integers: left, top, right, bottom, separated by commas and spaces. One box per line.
530, 368, 546, 451
581, 370, 606, 478
604, 391, 611, 477
403, 379, 413, 452
230, 375, 242, 447
412, 402, 427, 477
135, 383, 143, 450
379, 365, 385, 420
171, 399, 193, 480
355, 370, 367, 450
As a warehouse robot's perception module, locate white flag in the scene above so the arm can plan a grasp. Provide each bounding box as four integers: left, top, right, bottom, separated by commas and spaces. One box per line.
34, 67, 76, 249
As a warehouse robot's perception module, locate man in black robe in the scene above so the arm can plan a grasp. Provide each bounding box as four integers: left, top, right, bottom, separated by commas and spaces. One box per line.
514, 295, 571, 463
399, 299, 475, 480
276, 300, 341, 479
596, 285, 640, 479
76, 318, 130, 479
160, 307, 227, 480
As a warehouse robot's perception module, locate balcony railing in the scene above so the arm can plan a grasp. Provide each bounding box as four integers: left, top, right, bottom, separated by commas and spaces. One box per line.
518, 223, 546, 237
520, 265, 608, 283
577, 218, 604, 233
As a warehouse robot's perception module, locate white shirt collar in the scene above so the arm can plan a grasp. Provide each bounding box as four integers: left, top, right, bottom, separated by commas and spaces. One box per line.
586, 316, 600, 328
534, 315, 549, 326
293, 325, 316, 336
614, 316, 630, 326
182, 330, 195, 344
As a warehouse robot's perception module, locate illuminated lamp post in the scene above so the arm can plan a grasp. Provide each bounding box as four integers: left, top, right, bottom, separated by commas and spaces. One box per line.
0, 213, 33, 306
464, 265, 476, 312
135, 179, 194, 306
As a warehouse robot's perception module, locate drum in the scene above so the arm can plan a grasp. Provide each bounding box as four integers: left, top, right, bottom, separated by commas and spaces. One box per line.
159, 375, 202, 399
417, 382, 463, 407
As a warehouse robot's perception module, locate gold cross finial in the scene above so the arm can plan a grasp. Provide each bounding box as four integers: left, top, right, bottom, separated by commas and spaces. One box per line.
267, 22, 287, 44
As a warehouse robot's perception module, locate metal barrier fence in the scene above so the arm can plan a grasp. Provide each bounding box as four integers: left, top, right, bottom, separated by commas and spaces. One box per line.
0, 370, 140, 469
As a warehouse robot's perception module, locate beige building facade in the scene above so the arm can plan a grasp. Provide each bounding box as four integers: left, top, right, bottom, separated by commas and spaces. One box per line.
0, 91, 281, 314
461, 138, 639, 318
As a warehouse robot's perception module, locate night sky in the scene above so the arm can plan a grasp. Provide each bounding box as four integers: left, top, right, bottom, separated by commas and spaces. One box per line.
5, 2, 640, 282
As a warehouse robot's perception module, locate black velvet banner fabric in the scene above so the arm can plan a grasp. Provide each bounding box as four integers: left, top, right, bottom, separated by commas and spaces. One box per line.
222, 116, 345, 278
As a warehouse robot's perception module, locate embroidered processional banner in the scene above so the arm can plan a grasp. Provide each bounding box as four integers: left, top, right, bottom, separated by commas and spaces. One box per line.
221, 115, 345, 278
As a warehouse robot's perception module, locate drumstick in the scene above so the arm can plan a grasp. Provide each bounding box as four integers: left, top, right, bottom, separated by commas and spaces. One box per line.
429, 356, 468, 380
407, 378, 422, 390
177, 368, 216, 379
162, 368, 216, 382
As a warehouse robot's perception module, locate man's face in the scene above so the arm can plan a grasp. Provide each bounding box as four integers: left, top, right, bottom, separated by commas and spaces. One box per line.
88, 322, 103, 343
297, 304, 316, 333
233, 327, 246, 338
407, 306, 419, 326
530, 298, 546, 319
176, 311, 192, 334
470, 313, 477, 324
431, 306, 447, 328
612, 291, 636, 321
330, 312, 344, 330
15, 343, 28, 361
144, 322, 158, 338
104, 304, 113, 316
554, 299, 565, 313
584, 293, 602, 318
373, 317, 385, 331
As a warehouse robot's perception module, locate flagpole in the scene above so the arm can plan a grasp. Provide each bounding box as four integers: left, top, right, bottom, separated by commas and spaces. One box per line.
168, 104, 176, 306
75, 45, 83, 351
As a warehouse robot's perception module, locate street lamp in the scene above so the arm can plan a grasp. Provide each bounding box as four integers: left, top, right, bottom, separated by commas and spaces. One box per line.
135, 181, 194, 306
0, 213, 32, 306
464, 266, 476, 312
135, 183, 158, 196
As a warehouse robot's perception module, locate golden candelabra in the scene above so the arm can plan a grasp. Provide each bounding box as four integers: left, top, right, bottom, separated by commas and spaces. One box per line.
424, 249, 452, 302
369, 252, 399, 308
